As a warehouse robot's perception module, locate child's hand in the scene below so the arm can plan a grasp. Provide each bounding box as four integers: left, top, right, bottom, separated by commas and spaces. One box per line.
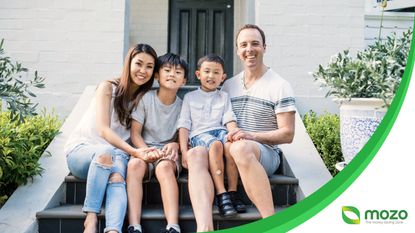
227, 128, 240, 142
162, 142, 179, 162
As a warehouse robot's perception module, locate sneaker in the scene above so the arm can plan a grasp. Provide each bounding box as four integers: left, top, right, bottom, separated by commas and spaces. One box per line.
229, 191, 247, 213
128, 226, 142, 233
161, 227, 180, 233
217, 192, 237, 217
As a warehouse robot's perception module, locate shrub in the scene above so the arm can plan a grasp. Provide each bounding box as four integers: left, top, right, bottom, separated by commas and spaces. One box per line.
303, 111, 343, 176
0, 38, 45, 122
313, 29, 412, 107
0, 110, 61, 206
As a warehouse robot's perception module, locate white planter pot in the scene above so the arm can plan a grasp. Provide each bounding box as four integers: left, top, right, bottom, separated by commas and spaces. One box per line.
336, 98, 387, 164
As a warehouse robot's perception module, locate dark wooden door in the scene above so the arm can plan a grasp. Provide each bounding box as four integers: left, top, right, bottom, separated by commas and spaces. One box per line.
169, 0, 234, 85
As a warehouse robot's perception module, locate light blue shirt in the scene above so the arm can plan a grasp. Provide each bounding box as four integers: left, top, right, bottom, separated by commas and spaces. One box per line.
177, 88, 236, 139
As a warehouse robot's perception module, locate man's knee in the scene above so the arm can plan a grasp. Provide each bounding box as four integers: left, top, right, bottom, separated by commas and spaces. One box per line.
229, 141, 258, 166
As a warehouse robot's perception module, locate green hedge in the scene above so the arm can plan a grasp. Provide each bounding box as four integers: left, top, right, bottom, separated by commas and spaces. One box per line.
303, 111, 343, 176
0, 111, 61, 206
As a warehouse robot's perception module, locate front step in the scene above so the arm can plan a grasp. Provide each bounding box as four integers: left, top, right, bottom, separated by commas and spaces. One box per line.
65, 173, 298, 207
37, 204, 287, 233
39, 173, 298, 233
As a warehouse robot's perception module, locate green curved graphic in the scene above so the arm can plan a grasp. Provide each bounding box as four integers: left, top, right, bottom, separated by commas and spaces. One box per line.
342, 206, 360, 224
217, 20, 415, 233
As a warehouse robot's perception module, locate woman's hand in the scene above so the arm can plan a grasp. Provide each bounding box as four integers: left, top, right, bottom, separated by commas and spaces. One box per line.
131, 147, 162, 163
162, 142, 179, 162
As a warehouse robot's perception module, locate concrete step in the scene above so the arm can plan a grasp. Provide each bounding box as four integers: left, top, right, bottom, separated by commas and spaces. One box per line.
37, 204, 287, 233
65, 173, 299, 206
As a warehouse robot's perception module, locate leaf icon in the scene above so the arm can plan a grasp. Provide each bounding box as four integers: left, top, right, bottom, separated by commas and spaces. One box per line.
342, 206, 360, 224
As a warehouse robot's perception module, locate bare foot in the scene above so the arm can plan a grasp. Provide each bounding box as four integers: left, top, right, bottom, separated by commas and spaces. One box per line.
83, 212, 98, 233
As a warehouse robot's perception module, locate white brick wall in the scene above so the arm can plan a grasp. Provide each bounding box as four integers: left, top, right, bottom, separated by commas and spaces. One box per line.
129, 0, 168, 55
0, 0, 126, 117
365, 12, 413, 46
254, 0, 365, 114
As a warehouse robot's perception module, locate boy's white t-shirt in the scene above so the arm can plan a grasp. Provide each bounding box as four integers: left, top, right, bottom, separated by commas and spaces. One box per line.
177, 88, 237, 139
131, 90, 182, 148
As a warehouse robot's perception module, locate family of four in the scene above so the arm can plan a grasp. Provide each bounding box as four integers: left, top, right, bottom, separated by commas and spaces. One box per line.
64, 24, 296, 233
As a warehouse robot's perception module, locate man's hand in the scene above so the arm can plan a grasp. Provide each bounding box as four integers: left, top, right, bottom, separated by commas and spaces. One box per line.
227, 128, 255, 142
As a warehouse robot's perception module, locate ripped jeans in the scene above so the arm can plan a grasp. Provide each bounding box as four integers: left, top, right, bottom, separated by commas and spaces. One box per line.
66, 144, 129, 233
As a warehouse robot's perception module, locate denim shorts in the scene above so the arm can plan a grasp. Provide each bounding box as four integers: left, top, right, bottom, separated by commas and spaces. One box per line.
190, 128, 228, 149
66, 144, 130, 180
254, 141, 281, 176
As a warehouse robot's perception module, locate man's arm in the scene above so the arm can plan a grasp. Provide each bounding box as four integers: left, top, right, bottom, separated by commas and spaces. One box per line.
229, 111, 295, 144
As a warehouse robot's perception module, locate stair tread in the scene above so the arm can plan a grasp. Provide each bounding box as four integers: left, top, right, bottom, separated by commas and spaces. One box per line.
65, 173, 298, 185
36, 204, 287, 220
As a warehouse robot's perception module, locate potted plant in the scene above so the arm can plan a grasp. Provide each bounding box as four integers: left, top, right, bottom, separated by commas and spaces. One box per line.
313, 29, 412, 165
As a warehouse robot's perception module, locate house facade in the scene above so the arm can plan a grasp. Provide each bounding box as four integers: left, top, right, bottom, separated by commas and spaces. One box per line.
0, 0, 413, 117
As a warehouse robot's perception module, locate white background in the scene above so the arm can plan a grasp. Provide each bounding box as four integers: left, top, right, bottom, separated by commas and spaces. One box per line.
292, 69, 415, 232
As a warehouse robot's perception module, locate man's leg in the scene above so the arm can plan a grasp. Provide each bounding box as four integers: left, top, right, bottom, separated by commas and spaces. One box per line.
224, 142, 246, 213
229, 140, 275, 218
187, 146, 214, 232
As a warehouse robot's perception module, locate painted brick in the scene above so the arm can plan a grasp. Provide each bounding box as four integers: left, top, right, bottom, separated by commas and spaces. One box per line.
0, 0, 125, 117
256, 0, 365, 99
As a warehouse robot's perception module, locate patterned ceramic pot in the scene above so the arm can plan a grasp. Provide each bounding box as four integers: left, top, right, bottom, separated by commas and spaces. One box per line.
336, 98, 387, 164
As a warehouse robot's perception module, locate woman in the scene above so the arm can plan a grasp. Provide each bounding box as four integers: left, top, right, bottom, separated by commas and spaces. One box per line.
64, 44, 158, 233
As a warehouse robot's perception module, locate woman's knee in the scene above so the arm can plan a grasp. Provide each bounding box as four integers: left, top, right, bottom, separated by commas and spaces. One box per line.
94, 148, 115, 167
109, 172, 125, 183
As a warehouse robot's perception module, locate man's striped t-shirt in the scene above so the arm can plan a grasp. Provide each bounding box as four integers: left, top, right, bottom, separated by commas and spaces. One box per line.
222, 68, 296, 146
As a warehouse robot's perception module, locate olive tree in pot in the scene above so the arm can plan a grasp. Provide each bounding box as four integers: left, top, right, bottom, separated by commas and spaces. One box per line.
313, 29, 412, 166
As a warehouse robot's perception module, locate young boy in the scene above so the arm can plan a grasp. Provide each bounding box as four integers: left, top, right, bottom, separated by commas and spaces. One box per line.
127, 53, 188, 233
177, 54, 245, 218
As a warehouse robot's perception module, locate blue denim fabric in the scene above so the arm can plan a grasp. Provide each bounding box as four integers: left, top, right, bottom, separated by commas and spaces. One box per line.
190, 128, 228, 149
66, 144, 129, 233
253, 141, 281, 176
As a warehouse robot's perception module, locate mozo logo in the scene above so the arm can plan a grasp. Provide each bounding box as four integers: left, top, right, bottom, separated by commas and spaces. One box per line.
365, 209, 408, 220
342, 206, 408, 224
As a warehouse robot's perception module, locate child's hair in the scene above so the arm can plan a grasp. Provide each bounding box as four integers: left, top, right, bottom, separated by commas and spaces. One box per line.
196, 54, 226, 73
157, 53, 189, 79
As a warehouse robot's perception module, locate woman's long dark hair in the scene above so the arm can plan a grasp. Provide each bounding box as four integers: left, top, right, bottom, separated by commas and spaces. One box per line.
111, 44, 157, 129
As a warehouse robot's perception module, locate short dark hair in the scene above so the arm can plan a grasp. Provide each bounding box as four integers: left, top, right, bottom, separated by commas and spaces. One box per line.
235, 24, 266, 46
157, 53, 189, 79
196, 54, 226, 73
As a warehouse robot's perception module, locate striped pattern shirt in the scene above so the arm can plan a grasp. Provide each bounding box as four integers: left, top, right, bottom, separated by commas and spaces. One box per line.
222, 68, 296, 148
